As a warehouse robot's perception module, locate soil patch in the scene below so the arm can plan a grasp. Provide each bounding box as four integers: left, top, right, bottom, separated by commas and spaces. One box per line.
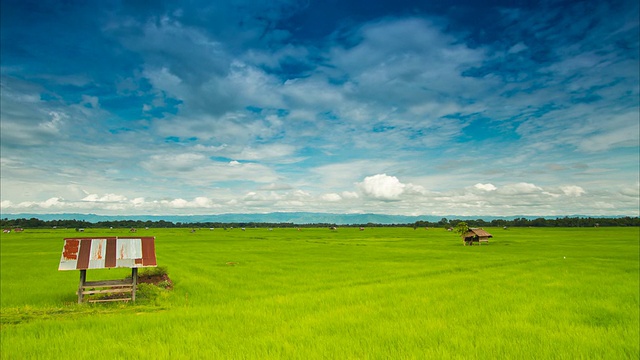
138, 274, 174, 290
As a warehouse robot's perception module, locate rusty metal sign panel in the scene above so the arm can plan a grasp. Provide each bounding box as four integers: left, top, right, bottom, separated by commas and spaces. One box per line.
59, 237, 157, 271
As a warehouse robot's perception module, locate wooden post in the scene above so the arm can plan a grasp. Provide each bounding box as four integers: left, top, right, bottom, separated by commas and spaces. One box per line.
131, 268, 138, 302
78, 270, 86, 303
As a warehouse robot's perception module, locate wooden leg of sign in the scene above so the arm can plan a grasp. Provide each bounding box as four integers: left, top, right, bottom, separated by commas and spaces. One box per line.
78, 270, 86, 304
132, 268, 138, 302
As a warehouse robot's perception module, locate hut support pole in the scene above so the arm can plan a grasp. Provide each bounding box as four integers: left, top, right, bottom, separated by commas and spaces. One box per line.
78, 270, 86, 303
131, 268, 138, 302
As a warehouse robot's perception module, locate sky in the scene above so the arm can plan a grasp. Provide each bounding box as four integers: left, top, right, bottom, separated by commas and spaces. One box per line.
1, 0, 639, 217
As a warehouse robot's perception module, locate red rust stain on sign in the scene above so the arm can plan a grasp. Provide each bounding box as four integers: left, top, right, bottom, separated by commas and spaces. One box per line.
62, 239, 80, 260
96, 241, 103, 260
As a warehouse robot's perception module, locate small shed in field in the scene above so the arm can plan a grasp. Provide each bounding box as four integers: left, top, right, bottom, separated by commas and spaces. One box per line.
58, 237, 157, 303
462, 228, 493, 246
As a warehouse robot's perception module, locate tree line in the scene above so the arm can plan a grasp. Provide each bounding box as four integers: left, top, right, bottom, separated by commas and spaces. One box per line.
415, 216, 639, 228
1, 216, 638, 229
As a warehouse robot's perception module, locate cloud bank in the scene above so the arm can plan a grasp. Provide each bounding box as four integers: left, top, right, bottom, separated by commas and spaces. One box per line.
1, 0, 638, 217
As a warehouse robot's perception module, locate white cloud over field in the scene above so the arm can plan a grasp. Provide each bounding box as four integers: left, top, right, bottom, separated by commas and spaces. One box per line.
1, 176, 636, 217
358, 174, 406, 200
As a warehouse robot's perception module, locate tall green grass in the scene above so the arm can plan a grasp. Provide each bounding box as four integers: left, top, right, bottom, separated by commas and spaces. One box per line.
1, 227, 638, 359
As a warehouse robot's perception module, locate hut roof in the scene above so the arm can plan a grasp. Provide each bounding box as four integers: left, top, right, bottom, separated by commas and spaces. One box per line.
462, 228, 493, 238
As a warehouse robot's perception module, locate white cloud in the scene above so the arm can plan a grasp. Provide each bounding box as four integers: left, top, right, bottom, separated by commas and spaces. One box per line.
1, 5, 638, 218
405, 183, 428, 195
6, 197, 66, 210
38, 111, 66, 134
168, 198, 188, 208
292, 190, 311, 198
321, 193, 342, 202
498, 183, 543, 195
358, 174, 406, 200
243, 191, 283, 202
508, 42, 528, 54
42, 197, 64, 208
308, 160, 396, 191
561, 185, 586, 197
82, 193, 128, 202
259, 183, 293, 191
144, 153, 206, 172
575, 112, 640, 152
619, 183, 640, 198
474, 183, 497, 191
237, 144, 297, 161
81, 95, 100, 109
152, 197, 220, 209
1, 178, 638, 216
329, 18, 486, 108
192, 196, 213, 207
341, 191, 359, 199
142, 153, 278, 185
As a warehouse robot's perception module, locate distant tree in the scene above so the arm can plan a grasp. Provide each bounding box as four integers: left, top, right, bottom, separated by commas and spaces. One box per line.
531, 218, 548, 227
453, 222, 469, 236
1, 215, 637, 229
491, 219, 507, 227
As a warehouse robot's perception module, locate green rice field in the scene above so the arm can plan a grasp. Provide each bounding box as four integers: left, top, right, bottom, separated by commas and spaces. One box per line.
1, 226, 638, 359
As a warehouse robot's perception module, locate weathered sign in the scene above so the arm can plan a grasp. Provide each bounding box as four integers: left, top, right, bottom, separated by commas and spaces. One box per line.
59, 237, 157, 271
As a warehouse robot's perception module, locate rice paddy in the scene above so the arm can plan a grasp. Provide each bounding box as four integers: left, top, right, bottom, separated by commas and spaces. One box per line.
1, 226, 638, 359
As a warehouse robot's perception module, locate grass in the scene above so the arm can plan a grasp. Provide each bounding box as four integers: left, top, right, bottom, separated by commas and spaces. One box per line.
1, 226, 638, 359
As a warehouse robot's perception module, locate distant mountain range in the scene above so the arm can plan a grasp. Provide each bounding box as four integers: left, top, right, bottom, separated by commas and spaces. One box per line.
1, 212, 626, 225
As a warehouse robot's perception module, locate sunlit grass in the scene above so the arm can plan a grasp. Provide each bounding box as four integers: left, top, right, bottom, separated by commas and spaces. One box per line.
1, 226, 638, 359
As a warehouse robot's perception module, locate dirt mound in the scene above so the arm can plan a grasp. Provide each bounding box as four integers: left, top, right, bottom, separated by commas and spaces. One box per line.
137, 274, 173, 290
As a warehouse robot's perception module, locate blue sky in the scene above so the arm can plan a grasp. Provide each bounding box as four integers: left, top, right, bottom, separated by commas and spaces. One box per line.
1, 0, 638, 217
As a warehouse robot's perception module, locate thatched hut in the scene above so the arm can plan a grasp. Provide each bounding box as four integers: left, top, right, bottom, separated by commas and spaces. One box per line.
462, 228, 493, 246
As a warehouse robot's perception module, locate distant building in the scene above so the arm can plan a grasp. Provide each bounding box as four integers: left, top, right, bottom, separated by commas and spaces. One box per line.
462, 228, 493, 246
